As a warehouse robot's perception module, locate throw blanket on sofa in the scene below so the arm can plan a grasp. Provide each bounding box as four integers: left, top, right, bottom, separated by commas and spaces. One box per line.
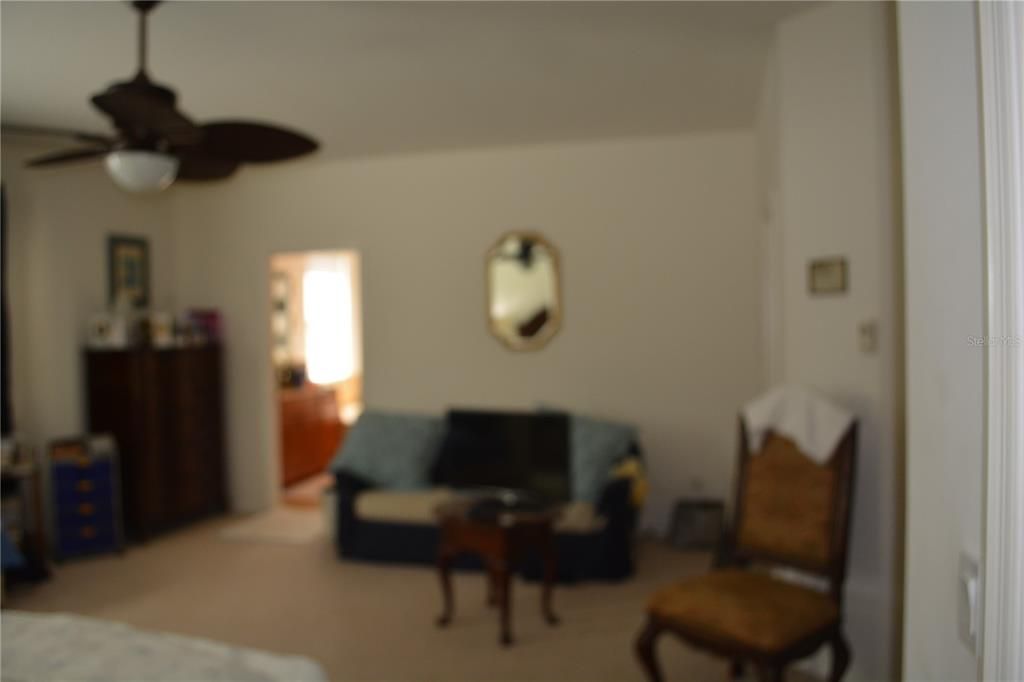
1, 611, 327, 682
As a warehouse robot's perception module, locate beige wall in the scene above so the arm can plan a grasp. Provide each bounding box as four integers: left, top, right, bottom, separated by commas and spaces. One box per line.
898, 2, 985, 679
0, 140, 174, 449
759, 3, 903, 678
169, 132, 765, 526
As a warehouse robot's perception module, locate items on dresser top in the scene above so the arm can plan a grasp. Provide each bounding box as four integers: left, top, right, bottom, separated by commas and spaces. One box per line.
49, 436, 123, 560
86, 308, 223, 350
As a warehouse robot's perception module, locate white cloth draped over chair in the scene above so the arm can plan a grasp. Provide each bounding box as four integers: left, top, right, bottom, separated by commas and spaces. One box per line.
741, 386, 855, 464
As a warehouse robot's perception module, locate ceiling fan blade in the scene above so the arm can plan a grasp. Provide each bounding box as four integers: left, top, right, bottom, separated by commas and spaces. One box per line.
92, 86, 200, 147
2, 124, 114, 147
175, 152, 239, 181
200, 122, 318, 163
25, 147, 110, 168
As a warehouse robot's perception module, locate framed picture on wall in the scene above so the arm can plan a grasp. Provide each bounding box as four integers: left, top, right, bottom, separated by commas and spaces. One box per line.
808, 256, 848, 295
108, 235, 150, 308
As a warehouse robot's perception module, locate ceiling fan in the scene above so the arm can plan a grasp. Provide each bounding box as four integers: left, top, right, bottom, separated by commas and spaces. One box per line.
4, 0, 319, 192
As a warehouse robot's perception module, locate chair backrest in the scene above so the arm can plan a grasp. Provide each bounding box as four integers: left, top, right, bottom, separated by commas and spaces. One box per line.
731, 417, 857, 600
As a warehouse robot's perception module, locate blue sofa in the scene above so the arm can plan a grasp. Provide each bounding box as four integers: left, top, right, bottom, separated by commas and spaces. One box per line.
331, 409, 644, 583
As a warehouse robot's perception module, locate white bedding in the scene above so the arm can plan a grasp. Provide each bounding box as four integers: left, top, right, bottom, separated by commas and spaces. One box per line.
1, 611, 327, 682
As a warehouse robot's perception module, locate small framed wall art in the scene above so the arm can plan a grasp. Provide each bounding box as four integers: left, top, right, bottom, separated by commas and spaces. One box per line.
808, 256, 848, 295
108, 235, 150, 308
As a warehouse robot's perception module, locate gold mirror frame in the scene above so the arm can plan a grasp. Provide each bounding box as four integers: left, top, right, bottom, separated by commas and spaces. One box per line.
485, 231, 563, 352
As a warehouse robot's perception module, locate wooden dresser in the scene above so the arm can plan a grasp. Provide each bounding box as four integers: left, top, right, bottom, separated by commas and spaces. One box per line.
85, 346, 226, 541
279, 385, 344, 486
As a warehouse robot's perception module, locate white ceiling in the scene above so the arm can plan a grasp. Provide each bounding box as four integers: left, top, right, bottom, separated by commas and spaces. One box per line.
1, 1, 807, 160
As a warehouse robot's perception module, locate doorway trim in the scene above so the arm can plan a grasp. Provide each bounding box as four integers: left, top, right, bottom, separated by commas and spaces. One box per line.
978, 1, 1024, 678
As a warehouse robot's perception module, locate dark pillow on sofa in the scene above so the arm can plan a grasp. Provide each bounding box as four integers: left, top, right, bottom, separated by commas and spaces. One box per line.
430, 424, 473, 486
430, 410, 570, 501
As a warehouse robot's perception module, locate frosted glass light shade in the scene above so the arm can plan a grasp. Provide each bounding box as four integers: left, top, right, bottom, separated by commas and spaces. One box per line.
104, 150, 178, 192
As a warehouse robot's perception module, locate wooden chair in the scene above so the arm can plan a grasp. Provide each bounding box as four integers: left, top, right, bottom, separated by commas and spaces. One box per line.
635, 418, 857, 682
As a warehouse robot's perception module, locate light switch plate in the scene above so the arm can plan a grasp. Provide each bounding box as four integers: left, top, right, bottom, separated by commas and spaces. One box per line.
958, 551, 981, 656
858, 320, 879, 354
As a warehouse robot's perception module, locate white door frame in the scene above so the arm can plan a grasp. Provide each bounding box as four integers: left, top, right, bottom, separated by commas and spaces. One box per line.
978, 1, 1024, 679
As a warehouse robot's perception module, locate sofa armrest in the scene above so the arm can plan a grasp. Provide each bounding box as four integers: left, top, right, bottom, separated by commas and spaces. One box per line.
335, 469, 375, 497
333, 470, 375, 554
593, 476, 637, 579
596, 477, 634, 521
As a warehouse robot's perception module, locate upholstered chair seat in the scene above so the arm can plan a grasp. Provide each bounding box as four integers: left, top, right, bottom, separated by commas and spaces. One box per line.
647, 569, 838, 654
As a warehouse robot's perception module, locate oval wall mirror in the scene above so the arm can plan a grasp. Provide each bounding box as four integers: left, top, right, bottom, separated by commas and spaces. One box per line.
486, 232, 562, 351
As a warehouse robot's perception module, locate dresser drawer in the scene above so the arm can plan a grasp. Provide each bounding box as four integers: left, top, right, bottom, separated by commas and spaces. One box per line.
57, 518, 118, 557
53, 458, 115, 510
55, 499, 116, 525
54, 475, 114, 501
53, 458, 113, 483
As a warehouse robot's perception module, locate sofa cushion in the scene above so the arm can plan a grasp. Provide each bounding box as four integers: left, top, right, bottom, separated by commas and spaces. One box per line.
355, 488, 457, 524
556, 501, 605, 534
330, 411, 445, 490
354, 489, 605, 534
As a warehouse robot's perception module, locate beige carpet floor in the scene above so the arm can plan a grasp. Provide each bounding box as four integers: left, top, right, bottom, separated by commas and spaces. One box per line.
219, 507, 328, 544
282, 473, 334, 509
6, 512, 774, 681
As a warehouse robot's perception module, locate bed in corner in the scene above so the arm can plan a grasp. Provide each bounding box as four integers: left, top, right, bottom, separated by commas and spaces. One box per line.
1, 611, 327, 682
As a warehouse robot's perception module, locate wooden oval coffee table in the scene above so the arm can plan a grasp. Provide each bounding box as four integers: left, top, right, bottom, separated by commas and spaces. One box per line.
434, 498, 560, 646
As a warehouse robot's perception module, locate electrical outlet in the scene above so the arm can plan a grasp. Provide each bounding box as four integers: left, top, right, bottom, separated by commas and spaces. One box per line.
958, 552, 980, 656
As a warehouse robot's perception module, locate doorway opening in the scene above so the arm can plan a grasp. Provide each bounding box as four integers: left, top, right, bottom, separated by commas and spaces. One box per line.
269, 250, 362, 509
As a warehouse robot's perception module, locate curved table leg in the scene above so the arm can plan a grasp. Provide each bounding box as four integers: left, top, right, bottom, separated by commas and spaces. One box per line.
487, 566, 499, 607
634, 619, 664, 682
541, 538, 560, 625
493, 560, 513, 646
436, 549, 454, 627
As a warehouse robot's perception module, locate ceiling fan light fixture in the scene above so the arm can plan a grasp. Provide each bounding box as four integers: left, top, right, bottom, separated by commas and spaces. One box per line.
104, 149, 178, 192
18, 1, 318, 184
